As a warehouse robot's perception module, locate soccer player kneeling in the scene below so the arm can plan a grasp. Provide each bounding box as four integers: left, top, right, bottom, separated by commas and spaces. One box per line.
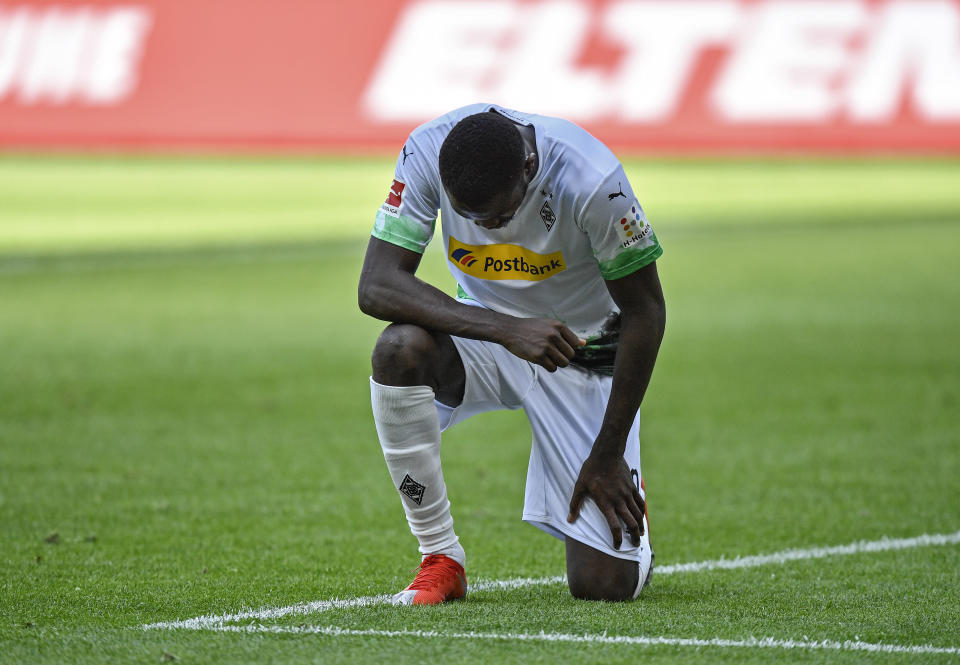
358, 105, 664, 603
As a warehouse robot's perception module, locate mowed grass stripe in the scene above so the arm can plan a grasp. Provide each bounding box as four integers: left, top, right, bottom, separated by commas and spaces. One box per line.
1, 156, 959, 254
142, 529, 960, 630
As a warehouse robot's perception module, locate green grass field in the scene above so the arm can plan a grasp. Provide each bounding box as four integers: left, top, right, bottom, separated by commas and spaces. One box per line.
1, 155, 958, 664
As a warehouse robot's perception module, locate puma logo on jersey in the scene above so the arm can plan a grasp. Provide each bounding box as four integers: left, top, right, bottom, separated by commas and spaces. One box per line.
448, 237, 565, 281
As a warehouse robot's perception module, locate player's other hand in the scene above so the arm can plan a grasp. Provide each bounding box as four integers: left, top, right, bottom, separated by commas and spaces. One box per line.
567, 452, 645, 550
501, 318, 585, 372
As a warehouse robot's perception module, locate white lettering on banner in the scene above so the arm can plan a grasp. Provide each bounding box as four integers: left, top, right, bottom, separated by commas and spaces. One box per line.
85, 7, 152, 103
0, 8, 28, 96
847, 0, 960, 121
491, 1, 608, 119
0, 5, 152, 105
713, 1, 868, 121
19, 7, 96, 104
364, 1, 517, 118
363, 0, 960, 124
603, 1, 739, 122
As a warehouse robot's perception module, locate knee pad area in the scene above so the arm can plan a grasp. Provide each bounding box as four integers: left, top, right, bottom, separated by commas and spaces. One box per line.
372, 325, 436, 382
567, 564, 640, 602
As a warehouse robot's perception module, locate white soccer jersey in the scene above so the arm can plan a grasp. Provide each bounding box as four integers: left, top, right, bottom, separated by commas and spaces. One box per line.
372, 104, 662, 338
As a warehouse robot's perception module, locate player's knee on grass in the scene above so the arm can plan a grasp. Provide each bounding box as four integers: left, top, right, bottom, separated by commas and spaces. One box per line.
565, 538, 640, 602
371, 324, 438, 386
567, 566, 639, 602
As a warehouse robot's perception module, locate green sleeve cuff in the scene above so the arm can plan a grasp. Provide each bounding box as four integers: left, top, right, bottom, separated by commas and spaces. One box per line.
371, 209, 434, 254
370, 228, 426, 254
598, 240, 663, 280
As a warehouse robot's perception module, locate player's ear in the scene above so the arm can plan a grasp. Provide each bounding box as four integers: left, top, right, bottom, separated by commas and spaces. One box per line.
523, 152, 537, 182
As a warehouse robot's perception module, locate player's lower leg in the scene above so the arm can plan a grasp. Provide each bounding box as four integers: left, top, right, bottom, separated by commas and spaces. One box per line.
370, 379, 467, 604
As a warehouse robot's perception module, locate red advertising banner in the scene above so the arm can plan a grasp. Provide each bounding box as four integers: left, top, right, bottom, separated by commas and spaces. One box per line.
1, 0, 959, 153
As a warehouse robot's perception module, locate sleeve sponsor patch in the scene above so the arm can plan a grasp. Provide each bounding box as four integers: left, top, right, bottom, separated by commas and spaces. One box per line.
382, 178, 405, 216
614, 199, 653, 248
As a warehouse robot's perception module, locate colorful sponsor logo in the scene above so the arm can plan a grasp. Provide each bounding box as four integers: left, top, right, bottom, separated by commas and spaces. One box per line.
450, 248, 477, 267
381, 178, 405, 216
448, 237, 565, 281
616, 201, 652, 248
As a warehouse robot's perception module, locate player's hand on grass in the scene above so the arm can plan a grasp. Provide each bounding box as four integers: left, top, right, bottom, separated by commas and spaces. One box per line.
567, 452, 645, 550
500, 318, 585, 372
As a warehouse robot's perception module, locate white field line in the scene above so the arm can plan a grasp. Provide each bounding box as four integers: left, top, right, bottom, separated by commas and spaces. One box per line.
196, 625, 960, 655
142, 529, 960, 632
657, 529, 960, 575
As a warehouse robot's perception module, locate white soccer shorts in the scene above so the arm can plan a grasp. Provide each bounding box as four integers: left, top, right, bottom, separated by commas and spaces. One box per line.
436, 335, 653, 571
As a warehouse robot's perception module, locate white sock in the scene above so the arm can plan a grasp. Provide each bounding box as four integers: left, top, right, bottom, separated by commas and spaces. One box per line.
426, 542, 466, 568
370, 378, 465, 568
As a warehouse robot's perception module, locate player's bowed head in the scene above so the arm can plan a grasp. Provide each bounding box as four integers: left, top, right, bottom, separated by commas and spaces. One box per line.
439, 111, 538, 231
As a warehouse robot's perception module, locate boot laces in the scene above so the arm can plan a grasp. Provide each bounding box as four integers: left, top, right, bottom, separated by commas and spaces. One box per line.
408, 555, 459, 591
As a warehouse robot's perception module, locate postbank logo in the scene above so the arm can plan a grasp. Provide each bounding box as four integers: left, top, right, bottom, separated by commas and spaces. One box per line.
448, 237, 566, 281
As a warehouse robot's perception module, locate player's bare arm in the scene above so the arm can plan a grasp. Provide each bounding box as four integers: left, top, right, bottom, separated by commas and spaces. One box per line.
568, 261, 666, 549
359, 236, 584, 372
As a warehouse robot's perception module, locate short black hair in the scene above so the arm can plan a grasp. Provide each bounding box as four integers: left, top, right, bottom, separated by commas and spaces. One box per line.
438, 112, 525, 210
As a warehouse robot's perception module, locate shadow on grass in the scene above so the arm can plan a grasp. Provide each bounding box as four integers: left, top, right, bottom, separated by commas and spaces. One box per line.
0, 237, 371, 276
